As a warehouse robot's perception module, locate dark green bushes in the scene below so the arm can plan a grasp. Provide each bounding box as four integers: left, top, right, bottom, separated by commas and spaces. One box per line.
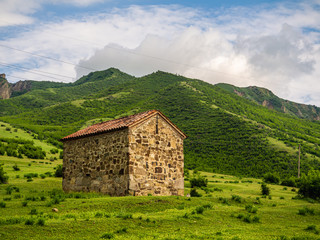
263, 173, 280, 184
298, 170, 320, 199
54, 165, 63, 177
0, 164, 8, 184
261, 183, 270, 196
189, 175, 208, 188
281, 177, 297, 187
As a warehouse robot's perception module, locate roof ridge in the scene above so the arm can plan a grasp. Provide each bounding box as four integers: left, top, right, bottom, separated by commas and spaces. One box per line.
61, 109, 158, 141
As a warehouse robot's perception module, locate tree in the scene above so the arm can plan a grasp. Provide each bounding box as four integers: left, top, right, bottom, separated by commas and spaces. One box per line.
54, 165, 63, 177
261, 182, 270, 196
298, 170, 320, 199
0, 164, 8, 184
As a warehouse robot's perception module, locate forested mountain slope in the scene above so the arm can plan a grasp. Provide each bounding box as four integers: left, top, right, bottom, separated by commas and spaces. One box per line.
217, 83, 320, 120
1, 68, 319, 178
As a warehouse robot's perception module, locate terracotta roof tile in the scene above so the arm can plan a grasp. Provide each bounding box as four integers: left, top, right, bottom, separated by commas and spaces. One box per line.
61, 110, 158, 141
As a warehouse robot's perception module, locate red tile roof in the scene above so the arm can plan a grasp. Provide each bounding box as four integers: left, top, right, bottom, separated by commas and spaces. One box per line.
61, 110, 186, 141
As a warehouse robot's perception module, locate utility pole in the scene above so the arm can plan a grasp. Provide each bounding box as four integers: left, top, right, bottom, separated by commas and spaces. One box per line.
298, 144, 301, 178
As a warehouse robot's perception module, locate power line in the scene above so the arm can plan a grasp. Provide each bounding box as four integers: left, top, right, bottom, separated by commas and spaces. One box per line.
0, 61, 73, 81
1, 20, 320, 96
0, 44, 97, 72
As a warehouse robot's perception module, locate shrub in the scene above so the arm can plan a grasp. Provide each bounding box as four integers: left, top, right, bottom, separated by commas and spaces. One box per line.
189, 175, 208, 188
30, 208, 38, 215
22, 201, 28, 207
115, 227, 127, 234
101, 233, 114, 239
245, 204, 258, 213
95, 212, 104, 218
231, 195, 242, 203
54, 165, 63, 177
263, 173, 280, 184
0, 201, 6, 208
298, 206, 315, 216
261, 183, 270, 196
195, 206, 204, 214
190, 188, 201, 197
218, 197, 230, 205
50, 148, 59, 154
0, 164, 8, 184
305, 224, 319, 234
40, 174, 46, 179
37, 218, 45, 226
298, 170, 320, 199
281, 177, 296, 187
25, 218, 35, 225
12, 164, 20, 171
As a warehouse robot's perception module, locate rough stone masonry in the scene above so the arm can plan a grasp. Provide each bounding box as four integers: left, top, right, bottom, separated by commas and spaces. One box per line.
61, 110, 187, 196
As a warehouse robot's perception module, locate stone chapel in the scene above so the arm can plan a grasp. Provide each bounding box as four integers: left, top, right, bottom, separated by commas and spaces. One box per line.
61, 110, 187, 196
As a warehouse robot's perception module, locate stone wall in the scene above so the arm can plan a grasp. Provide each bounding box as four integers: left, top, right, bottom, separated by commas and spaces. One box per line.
62, 129, 130, 196
128, 114, 184, 196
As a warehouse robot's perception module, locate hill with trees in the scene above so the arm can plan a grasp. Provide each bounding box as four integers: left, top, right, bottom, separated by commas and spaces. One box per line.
0, 68, 319, 178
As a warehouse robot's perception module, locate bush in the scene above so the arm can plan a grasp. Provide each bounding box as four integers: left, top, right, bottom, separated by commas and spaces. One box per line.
37, 218, 45, 226
195, 206, 204, 214
101, 233, 114, 239
298, 170, 320, 199
281, 177, 297, 187
298, 206, 315, 216
30, 208, 37, 215
54, 165, 63, 177
231, 195, 242, 203
0, 201, 6, 208
189, 175, 208, 188
25, 219, 35, 225
0, 164, 8, 184
263, 173, 280, 184
245, 204, 258, 213
12, 164, 20, 171
261, 183, 270, 196
190, 188, 201, 197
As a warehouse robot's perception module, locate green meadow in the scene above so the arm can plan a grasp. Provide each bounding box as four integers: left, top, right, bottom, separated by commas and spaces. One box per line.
1, 155, 320, 240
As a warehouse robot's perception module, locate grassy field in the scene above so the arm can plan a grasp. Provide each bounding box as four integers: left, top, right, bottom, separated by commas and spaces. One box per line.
0, 121, 60, 159
0, 156, 320, 240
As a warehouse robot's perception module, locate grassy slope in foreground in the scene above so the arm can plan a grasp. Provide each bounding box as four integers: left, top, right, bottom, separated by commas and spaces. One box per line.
0, 156, 320, 240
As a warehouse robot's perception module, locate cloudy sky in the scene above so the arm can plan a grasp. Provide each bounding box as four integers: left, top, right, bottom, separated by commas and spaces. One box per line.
1, 0, 320, 106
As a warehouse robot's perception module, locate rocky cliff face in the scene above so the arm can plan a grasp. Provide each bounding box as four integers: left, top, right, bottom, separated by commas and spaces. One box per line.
0, 76, 11, 99
0, 74, 33, 99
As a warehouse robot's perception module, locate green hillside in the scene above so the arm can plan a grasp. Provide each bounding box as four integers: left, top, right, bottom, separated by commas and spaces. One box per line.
217, 83, 320, 120
0, 68, 320, 178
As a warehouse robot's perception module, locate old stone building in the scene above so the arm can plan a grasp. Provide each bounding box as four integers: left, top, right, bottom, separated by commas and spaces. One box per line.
61, 110, 187, 196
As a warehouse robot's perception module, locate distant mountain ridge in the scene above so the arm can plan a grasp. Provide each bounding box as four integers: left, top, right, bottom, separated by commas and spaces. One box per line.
217, 83, 320, 121
1, 68, 320, 178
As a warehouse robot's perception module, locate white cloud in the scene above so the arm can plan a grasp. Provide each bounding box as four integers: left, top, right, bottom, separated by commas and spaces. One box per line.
0, 0, 40, 26
1, 2, 320, 105
49, 0, 106, 7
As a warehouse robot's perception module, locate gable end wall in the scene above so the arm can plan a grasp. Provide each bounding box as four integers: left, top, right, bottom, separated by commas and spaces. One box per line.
128, 114, 184, 196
